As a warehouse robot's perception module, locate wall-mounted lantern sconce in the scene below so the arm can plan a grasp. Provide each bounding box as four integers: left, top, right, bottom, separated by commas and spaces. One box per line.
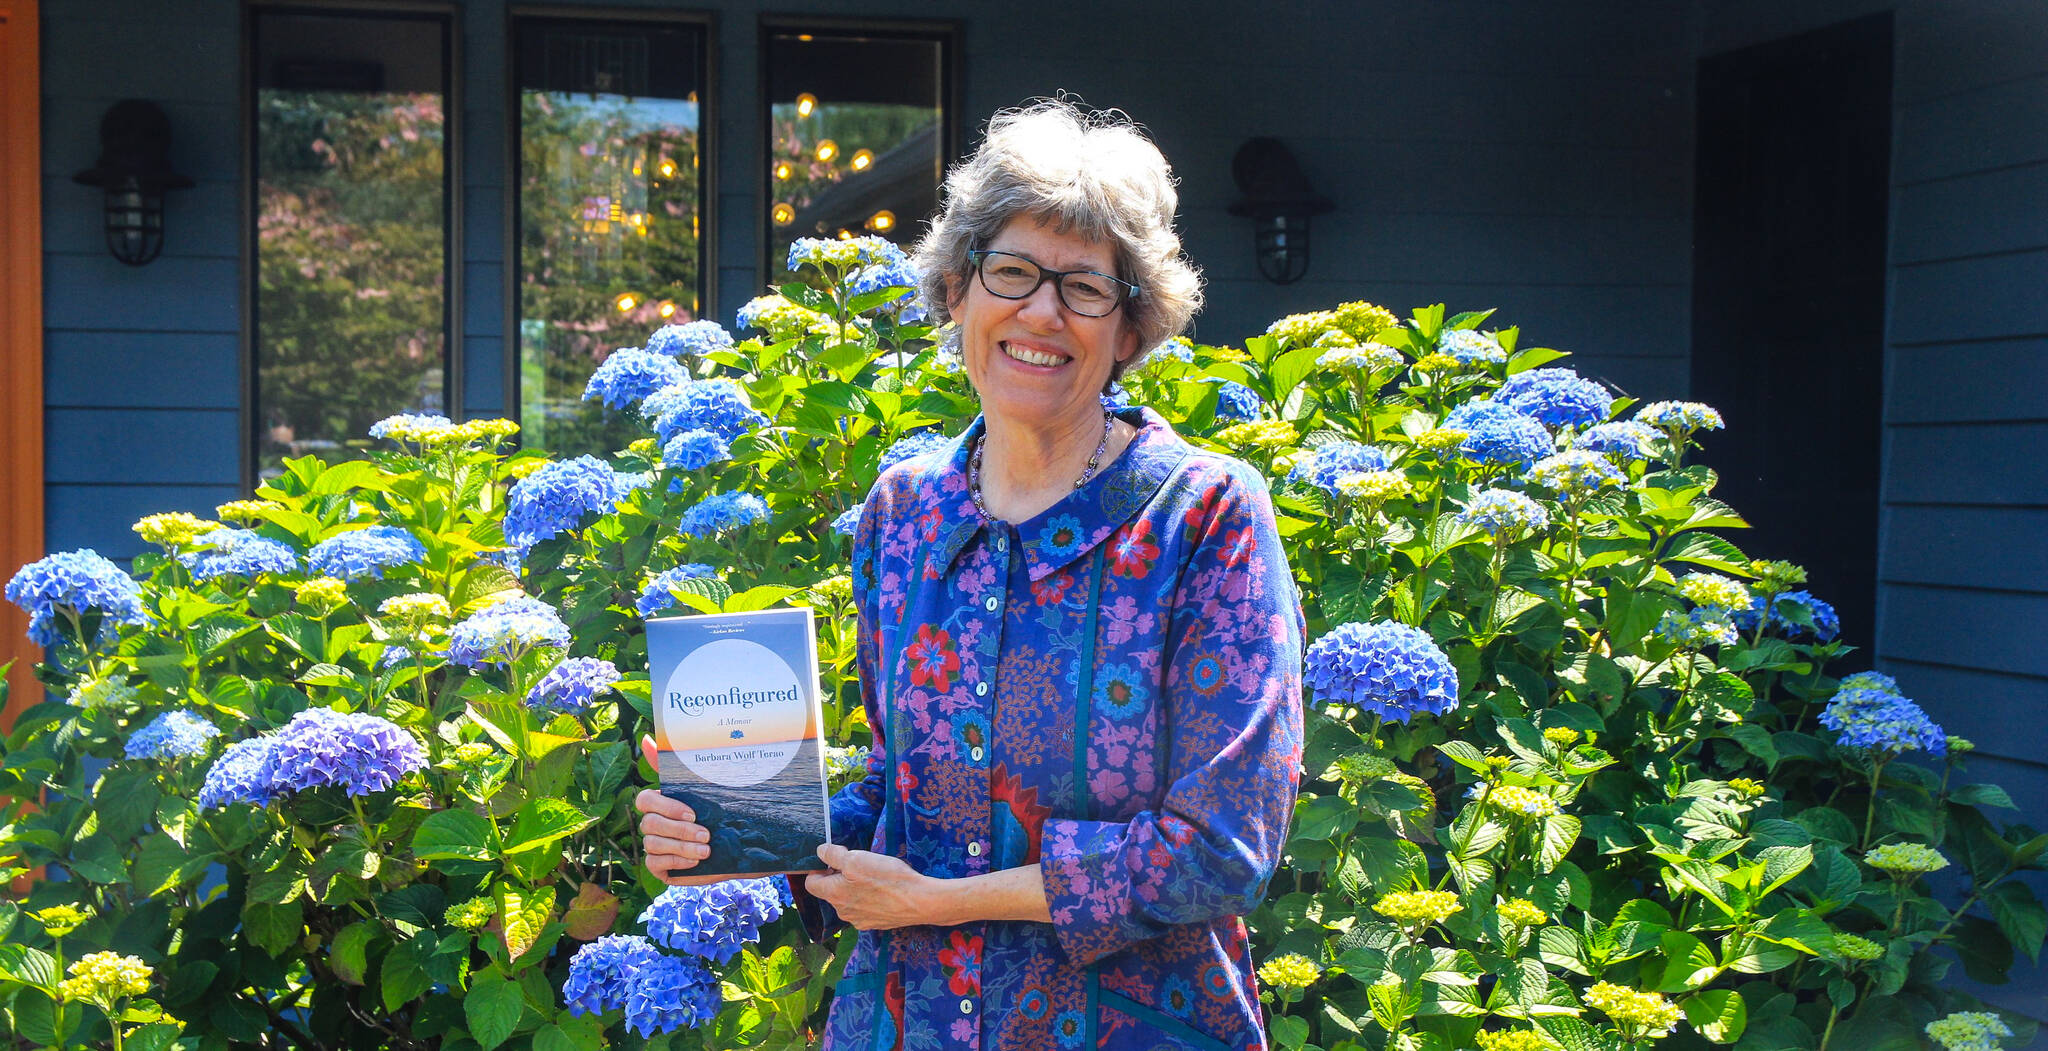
1227, 137, 1331, 286
72, 100, 192, 267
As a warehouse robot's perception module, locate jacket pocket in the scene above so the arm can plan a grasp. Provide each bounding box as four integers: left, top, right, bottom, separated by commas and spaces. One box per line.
1098, 988, 1243, 1051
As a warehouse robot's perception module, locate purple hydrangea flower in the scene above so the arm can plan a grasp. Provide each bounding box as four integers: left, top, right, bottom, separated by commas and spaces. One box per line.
646, 320, 736, 359
642, 380, 769, 445
307, 526, 426, 581
877, 432, 952, 473
125, 710, 221, 760
584, 349, 688, 410
1821, 687, 1946, 757
1496, 367, 1614, 429
638, 564, 719, 618
640, 878, 787, 964
198, 736, 283, 809
505, 456, 632, 553
831, 505, 863, 538
265, 707, 426, 796
563, 935, 660, 1017
663, 429, 732, 472
1303, 621, 1460, 723
623, 951, 721, 1036
6, 550, 151, 645
528, 657, 622, 709
678, 493, 769, 538
1443, 400, 1554, 468
181, 528, 301, 582
447, 595, 571, 667
1287, 443, 1391, 499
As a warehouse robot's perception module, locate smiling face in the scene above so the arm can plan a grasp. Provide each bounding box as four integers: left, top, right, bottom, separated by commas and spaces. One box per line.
953, 215, 1140, 437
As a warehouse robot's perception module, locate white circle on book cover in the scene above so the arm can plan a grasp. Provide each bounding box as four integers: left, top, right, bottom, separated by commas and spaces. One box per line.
664, 638, 806, 787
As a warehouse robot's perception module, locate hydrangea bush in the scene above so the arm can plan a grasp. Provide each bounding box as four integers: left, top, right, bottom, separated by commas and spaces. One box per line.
1, 255, 2042, 1051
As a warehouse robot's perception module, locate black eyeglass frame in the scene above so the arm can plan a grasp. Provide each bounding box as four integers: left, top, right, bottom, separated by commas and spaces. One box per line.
967, 249, 1140, 317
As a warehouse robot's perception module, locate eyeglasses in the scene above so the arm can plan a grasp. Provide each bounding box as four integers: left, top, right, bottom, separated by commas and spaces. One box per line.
967, 249, 1138, 318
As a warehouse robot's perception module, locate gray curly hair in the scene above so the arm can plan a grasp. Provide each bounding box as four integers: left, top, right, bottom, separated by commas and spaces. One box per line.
911, 99, 1203, 382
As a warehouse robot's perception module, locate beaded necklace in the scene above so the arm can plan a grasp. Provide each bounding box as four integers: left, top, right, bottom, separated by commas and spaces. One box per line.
967, 407, 1115, 525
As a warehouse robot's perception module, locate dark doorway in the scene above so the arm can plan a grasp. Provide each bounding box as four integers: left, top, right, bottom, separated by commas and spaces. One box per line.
1692, 13, 1891, 648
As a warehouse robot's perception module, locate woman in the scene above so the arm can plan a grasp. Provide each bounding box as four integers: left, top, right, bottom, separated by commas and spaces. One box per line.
638, 100, 1304, 1051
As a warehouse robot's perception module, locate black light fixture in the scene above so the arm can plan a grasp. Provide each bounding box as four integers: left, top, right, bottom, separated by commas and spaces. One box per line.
1227, 137, 1332, 286
72, 100, 192, 267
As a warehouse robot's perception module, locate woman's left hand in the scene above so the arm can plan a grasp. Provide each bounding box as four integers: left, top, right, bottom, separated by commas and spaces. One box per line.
805, 844, 951, 930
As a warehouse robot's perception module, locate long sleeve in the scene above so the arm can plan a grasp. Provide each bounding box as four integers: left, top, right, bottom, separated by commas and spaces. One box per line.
1038, 463, 1306, 966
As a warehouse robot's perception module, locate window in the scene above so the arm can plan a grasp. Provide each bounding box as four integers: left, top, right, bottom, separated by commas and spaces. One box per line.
762, 21, 956, 284
250, 7, 453, 480
513, 13, 709, 457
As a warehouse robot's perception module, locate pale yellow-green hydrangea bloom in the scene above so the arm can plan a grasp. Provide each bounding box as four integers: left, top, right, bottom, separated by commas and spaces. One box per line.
1582, 981, 1684, 1040
1332, 300, 1399, 340
1265, 310, 1344, 348
1750, 559, 1807, 592
1333, 752, 1396, 784
810, 575, 854, 606
216, 499, 272, 523
1373, 889, 1463, 927
1925, 1010, 2014, 1051
738, 294, 829, 342
71, 675, 139, 709
445, 897, 496, 931
1414, 427, 1468, 451
1865, 842, 1948, 874
1542, 727, 1581, 748
1729, 778, 1766, 798
1204, 346, 1251, 363
505, 457, 552, 481
1336, 470, 1412, 504
380, 593, 452, 624
1255, 953, 1321, 991
1213, 420, 1296, 450
1949, 736, 1976, 754
452, 742, 496, 765
295, 577, 350, 614
1413, 352, 1462, 372
58, 951, 152, 1005
1486, 784, 1559, 818
31, 904, 91, 937
1475, 1029, 1554, 1051
1496, 898, 1548, 928
133, 511, 215, 549
455, 418, 519, 444
1317, 342, 1404, 375
1678, 572, 1752, 612
1832, 933, 1884, 961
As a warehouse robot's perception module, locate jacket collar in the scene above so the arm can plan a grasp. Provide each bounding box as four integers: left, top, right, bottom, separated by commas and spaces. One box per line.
920, 406, 1191, 582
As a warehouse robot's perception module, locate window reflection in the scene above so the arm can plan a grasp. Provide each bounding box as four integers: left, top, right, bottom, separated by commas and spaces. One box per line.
516, 17, 706, 457
764, 27, 952, 285
252, 11, 450, 479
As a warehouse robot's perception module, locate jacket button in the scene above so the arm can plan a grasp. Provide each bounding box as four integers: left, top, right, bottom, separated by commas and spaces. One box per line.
974, 681, 989, 697
959, 997, 974, 1014
967, 841, 982, 857
983, 595, 999, 611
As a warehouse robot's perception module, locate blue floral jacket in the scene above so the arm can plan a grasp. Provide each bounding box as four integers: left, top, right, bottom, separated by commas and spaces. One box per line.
821, 407, 1305, 1051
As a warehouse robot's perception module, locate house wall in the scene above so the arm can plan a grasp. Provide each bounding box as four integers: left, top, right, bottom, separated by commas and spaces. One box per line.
36, 0, 1696, 562
1697, 0, 2048, 1027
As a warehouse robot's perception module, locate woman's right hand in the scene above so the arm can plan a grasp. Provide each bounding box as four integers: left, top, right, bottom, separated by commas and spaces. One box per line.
637, 735, 729, 887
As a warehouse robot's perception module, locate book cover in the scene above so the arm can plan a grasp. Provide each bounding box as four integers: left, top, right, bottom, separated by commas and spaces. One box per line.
646, 607, 831, 876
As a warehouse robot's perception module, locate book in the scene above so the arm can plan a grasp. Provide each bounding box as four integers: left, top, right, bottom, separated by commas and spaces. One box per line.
645, 607, 832, 876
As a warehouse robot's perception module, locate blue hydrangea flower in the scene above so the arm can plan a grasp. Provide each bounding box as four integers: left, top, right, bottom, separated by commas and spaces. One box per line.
1636, 400, 1725, 433
640, 878, 787, 964
1655, 608, 1740, 649
584, 349, 687, 410
564, 934, 660, 1017
1732, 590, 1841, 642
1821, 687, 1947, 756
307, 526, 425, 581
1302, 621, 1460, 723
678, 492, 769, 538
1496, 367, 1614, 429
623, 951, 721, 1037
6, 550, 150, 645
528, 657, 622, 709
1213, 381, 1261, 422
1287, 443, 1391, 498
878, 432, 953, 473
1149, 337, 1196, 366
1443, 400, 1554, 467
1101, 385, 1132, 411
1526, 449, 1625, 493
447, 595, 571, 667
505, 457, 631, 553
638, 564, 719, 618
125, 710, 220, 760
663, 429, 732, 472
198, 736, 282, 809
1455, 489, 1550, 537
180, 528, 301, 582
1438, 329, 1507, 364
645, 320, 735, 359
848, 255, 926, 322
831, 505, 863, 538
1574, 421, 1662, 460
265, 707, 426, 797
1840, 670, 1901, 695
643, 379, 770, 444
